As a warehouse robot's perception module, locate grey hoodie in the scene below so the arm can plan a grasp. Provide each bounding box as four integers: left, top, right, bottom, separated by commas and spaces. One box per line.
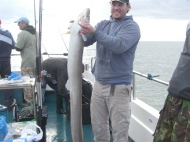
84, 15, 141, 84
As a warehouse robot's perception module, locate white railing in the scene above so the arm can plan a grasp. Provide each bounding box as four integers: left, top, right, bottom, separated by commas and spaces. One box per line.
132, 71, 169, 100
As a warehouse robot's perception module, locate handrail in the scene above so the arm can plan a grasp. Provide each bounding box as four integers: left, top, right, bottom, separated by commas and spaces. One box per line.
11, 53, 68, 56
91, 57, 96, 69
132, 71, 169, 100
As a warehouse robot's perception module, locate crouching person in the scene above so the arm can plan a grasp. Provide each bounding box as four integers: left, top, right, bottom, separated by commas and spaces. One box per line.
41, 57, 69, 114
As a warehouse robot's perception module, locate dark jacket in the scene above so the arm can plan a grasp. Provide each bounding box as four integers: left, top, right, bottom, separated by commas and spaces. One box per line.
23, 25, 36, 34
168, 26, 190, 101
42, 57, 68, 96
0, 28, 15, 61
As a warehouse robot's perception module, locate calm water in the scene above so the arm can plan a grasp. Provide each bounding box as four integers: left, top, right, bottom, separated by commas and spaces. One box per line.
11, 41, 184, 111
134, 41, 183, 110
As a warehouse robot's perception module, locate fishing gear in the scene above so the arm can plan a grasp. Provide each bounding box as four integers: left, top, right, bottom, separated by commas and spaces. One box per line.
33, 0, 47, 142
57, 28, 69, 52
42, 43, 50, 58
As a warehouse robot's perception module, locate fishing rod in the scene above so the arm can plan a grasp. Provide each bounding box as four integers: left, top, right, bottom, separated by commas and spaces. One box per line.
40, 17, 69, 56
33, 6, 49, 59
42, 43, 50, 58
33, 0, 46, 142
34, 0, 37, 53
36, 0, 42, 83
57, 28, 69, 52
37, 0, 43, 117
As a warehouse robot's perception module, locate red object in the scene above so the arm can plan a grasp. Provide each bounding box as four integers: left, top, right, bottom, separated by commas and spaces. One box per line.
0, 19, 1, 24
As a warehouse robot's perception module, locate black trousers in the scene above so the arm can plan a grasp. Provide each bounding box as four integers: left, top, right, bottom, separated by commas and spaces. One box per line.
47, 82, 67, 110
0, 60, 13, 107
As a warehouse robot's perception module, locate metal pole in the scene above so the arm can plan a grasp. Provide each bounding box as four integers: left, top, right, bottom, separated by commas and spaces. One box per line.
132, 71, 136, 100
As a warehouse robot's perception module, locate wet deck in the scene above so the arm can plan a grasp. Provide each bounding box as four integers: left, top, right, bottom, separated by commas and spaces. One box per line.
44, 91, 94, 142
1, 90, 133, 142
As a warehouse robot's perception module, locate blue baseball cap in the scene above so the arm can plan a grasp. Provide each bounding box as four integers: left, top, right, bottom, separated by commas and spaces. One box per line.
14, 17, 29, 23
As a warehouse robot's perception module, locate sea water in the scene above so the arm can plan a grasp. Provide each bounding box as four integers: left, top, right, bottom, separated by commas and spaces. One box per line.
133, 41, 183, 110
11, 41, 184, 111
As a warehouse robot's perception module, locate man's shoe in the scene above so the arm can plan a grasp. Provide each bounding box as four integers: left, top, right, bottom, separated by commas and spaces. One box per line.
56, 108, 66, 114
65, 94, 70, 102
42, 97, 45, 104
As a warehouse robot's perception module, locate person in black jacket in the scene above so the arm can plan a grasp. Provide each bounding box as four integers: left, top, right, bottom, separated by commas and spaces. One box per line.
41, 57, 70, 114
153, 21, 190, 142
0, 19, 16, 110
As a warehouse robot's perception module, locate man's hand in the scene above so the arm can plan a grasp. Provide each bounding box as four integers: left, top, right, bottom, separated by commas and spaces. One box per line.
78, 20, 96, 34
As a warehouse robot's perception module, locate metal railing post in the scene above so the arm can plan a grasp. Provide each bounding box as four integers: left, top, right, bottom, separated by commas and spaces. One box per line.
132, 71, 136, 100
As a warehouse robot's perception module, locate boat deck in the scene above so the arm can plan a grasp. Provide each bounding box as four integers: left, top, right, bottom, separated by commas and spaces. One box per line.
44, 91, 94, 142
2, 90, 133, 142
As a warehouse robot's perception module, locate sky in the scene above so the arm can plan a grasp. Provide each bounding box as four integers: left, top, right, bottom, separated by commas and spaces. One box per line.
0, 0, 190, 51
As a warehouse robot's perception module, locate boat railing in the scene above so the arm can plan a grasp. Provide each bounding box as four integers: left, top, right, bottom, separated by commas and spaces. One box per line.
12, 54, 169, 103
11, 53, 68, 56
90, 57, 96, 69
132, 71, 169, 100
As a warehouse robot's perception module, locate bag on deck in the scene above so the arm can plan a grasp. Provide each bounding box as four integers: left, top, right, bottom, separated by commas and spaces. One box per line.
82, 79, 93, 100
20, 122, 43, 142
0, 116, 8, 141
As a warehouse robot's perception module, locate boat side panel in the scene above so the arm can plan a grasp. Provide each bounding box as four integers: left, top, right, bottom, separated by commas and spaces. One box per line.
129, 98, 159, 142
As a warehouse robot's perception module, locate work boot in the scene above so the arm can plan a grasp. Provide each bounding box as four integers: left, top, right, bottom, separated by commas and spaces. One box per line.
65, 91, 70, 102
56, 108, 66, 114
56, 95, 65, 114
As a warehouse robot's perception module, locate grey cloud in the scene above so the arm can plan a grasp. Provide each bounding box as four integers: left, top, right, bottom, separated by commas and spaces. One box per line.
0, 0, 35, 24
131, 0, 190, 20
1, 0, 190, 24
